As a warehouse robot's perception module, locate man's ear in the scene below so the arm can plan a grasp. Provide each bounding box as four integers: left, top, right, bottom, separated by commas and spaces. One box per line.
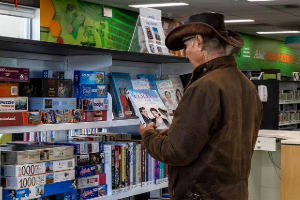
196, 35, 204, 46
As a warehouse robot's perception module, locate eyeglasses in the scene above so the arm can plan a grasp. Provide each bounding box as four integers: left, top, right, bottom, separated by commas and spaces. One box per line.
182, 36, 195, 50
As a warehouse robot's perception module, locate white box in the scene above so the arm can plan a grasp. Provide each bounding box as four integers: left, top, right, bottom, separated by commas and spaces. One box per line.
77, 174, 99, 189
254, 137, 281, 151
1, 158, 75, 177
2, 169, 75, 189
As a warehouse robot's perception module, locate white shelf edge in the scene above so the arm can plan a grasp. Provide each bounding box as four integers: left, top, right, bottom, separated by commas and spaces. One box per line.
96, 182, 168, 200
279, 122, 300, 126
279, 101, 300, 104
0, 119, 140, 134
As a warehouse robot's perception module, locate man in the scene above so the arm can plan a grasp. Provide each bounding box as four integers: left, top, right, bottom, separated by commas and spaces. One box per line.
139, 13, 263, 200
139, 107, 153, 124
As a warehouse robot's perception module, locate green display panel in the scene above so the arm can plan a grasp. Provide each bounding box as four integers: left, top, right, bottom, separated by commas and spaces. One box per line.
236, 33, 300, 77
40, 0, 138, 51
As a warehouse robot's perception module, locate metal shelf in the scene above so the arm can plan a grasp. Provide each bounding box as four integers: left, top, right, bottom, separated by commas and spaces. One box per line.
279, 101, 300, 104
279, 122, 300, 126
0, 36, 188, 64
96, 182, 168, 200
0, 119, 140, 134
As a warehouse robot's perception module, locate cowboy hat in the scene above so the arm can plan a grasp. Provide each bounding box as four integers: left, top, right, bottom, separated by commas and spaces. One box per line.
165, 12, 244, 51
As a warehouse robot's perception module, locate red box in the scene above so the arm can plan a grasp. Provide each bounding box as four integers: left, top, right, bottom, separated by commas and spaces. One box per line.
0, 111, 39, 127
0, 66, 29, 82
99, 173, 106, 185
0, 83, 19, 97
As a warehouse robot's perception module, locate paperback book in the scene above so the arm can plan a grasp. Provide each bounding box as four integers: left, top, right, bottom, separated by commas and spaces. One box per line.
108, 73, 136, 118
167, 75, 184, 104
155, 80, 178, 114
128, 90, 171, 129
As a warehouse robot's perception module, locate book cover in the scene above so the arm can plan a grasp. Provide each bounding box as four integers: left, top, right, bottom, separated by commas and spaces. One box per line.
136, 74, 158, 91
167, 75, 185, 104
129, 90, 171, 130
155, 80, 178, 114
131, 79, 150, 90
108, 72, 135, 118
103, 145, 112, 195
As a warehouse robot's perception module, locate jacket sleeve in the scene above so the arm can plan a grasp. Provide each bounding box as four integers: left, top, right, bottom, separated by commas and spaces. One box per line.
142, 85, 220, 167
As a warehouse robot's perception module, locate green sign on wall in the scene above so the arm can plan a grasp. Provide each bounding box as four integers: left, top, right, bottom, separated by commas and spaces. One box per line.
41, 0, 139, 51
236, 33, 300, 77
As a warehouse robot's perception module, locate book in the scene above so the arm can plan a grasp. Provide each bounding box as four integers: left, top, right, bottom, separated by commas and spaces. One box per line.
129, 90, 171, 129
167, 75, 184, 104
131, 79, 150, 90
155, 80, 178, 114
136, 74, 158, 91
108, 73, 136, 118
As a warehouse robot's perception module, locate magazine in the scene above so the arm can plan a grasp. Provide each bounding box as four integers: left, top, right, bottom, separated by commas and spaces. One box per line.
155, 80, 178, 114
167, 75, 184, 104
108, 73, 136, 118
129, 90, 171, 130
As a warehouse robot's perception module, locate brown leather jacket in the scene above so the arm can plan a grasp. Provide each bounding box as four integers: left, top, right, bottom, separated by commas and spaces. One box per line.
142, 56, 263, 200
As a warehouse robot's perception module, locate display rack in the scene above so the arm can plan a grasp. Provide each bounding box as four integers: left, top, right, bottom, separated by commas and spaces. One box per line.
97, 182, 168, 200
280, 101, 300, 105
279, 122, 300, 126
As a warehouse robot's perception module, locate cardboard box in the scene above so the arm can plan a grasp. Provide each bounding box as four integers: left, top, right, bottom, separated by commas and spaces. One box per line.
74, 84, 107, 98
75, 163, 104, 178
29, 98, 76, 111
78, 98, 109, 111
0, 66, 30, 82
43, 70, 64, 79
0, 97, 28, 112
20, 79, 72, 97
2, 180, 76, 200
74, 154, 90, 166
0, 112, 40, 127
47, 141, 103, 155
74, 71, 105, 85
1, 158, 75, 177
64, 109, 82, 123
82, 111, 107, 122
0, 83, 19, 97
77, 174, 100, 189
1, 169, 75, 189
98, 184, 107, 197
1, 145, 74, 165
77, 186, 99, 200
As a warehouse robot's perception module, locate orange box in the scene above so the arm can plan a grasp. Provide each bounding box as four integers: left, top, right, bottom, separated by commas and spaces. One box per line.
0, 83, 19, 97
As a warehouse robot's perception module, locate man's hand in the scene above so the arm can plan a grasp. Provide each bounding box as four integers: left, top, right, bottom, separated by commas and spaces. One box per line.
139, 122, 168, 137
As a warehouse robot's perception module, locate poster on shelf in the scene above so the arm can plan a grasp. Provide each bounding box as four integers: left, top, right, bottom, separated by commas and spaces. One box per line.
139, 7, 169, 55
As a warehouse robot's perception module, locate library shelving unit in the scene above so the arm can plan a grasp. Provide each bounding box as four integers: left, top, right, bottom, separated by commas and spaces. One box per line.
0, 36, 188, 199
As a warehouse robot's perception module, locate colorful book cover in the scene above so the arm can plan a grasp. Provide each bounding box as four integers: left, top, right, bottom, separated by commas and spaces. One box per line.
131, 79, 150, 90
167, 75, 185, 104
129, 90, 171, 130
115, 146, 120, 190
155, 80, 178, 114
136, 74, 158, 91
108, 72, 135, 118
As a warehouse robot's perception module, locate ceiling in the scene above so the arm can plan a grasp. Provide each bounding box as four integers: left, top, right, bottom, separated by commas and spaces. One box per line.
85, 0, 300, 42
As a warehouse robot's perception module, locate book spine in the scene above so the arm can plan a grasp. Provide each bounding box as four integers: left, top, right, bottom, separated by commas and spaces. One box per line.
132, 143, 136, 188
115, 146, 120, 190
125, 143, 130, 190
103, 145, 112, 195
121, 146, 125, 189
108, 74, 123, 118
148, 154, 151, 185
111, 145, 115, 192
145, 149, 148, 186
141, 145, 145, 187
152, 156, 155, 185
154, 159, 159, 184
129, 143, 133, 189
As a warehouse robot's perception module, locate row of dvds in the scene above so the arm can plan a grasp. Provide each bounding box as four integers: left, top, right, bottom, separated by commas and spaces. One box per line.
279, 90, 300, 102
103, 140, 168, 196
279, 110, 300, 124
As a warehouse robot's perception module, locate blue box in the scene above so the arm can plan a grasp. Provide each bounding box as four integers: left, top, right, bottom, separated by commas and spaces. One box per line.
74, 85, 107, 98
98, 184, 107, 197
2, 180, 76, 200
76, 164, 105, 178
74, 71, 105, 85
77, 186, 98, 200
29, 98, 77, 111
